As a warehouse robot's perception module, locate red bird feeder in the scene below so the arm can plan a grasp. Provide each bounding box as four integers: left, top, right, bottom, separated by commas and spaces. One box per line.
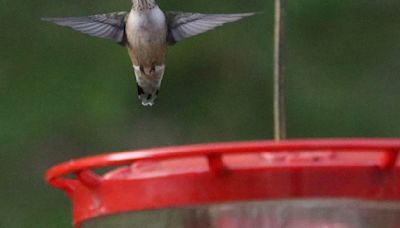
46, 139, 400, 228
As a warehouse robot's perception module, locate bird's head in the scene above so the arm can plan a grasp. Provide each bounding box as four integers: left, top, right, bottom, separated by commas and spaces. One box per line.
132, 0, 157, 10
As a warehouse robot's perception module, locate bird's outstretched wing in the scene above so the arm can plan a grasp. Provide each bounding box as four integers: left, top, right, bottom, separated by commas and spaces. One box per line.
42, 12, 128, 45
165, 12, 255, 45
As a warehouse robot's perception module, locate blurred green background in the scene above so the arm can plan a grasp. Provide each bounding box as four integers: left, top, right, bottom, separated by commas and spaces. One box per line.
1, 0, 400, 227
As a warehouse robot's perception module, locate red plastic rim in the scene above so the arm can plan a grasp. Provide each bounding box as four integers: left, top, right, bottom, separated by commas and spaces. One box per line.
45, 139, 400, 227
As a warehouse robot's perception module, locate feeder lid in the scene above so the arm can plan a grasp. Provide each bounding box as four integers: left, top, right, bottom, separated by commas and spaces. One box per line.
46, 139, 400, 227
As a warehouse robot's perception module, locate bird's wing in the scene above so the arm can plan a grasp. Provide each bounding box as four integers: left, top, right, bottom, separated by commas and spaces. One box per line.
42, 12, 128, 45
165, 12, 255, 45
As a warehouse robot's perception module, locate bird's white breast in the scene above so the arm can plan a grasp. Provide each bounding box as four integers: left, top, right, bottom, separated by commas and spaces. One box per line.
126, 6, 167, 39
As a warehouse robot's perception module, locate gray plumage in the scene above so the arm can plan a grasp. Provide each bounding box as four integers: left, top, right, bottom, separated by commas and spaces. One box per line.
42, 12, 128, 44
166, 12, 255, 44
42, 0, 255, 106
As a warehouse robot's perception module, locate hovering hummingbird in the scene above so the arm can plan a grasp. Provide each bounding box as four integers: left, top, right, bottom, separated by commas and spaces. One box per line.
43, 0, 255, 106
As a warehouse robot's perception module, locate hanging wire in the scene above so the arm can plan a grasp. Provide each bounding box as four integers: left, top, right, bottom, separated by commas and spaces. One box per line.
273, 0, 287, 140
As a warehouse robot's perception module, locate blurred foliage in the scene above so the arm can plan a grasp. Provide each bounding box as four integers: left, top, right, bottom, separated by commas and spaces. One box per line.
1, 0, 400, 227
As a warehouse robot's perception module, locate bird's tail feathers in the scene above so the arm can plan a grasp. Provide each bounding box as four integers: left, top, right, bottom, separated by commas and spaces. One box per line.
137, 84, 159, 106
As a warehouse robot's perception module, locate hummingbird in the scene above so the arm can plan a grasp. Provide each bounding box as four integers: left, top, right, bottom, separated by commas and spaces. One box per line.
43, 0, 255, 106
